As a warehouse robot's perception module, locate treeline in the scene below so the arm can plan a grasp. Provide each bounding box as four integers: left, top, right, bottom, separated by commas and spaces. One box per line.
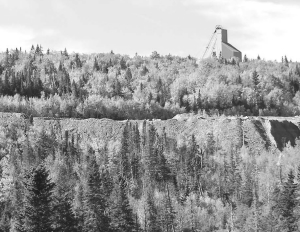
1, 46, 300, 119
2, 120, 300, 231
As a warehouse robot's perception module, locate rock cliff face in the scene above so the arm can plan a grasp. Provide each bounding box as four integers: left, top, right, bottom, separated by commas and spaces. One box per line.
1, 112, 300, 152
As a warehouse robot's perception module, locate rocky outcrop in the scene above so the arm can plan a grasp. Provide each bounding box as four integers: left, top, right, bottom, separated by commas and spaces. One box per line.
1, 113, 300, 152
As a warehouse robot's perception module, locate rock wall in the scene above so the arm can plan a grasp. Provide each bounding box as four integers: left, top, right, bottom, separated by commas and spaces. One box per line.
1, 113, 300, 152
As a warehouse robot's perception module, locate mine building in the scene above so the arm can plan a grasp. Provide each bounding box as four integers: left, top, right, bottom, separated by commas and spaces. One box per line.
202, 25, 242, 61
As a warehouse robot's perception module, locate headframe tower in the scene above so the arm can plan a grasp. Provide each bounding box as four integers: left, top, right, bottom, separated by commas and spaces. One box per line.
202, 25, 242, 61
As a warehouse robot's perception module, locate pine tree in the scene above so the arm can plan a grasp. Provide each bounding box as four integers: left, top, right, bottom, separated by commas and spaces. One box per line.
119, 122, 132, 181
22, 165, 55, 232
156, 136, 171, 184
53, 190, 78, 232
285, 55, 289, 66
74, 54, 82, 68
52, 154, 78, 232
185, 98, 191, 112
280, 170, 298, 232
111, 176, 137, 232
163, 184, 176, 232
30, 45, 35, 55
146, 187, 161, 232
35, 45, 40, 55
252, 70, 259, 90
4, 48, 10, 68
295, 64, 300, 77
64, 48, 69, 58
36, 128, 55, 163
93, 58, 100, 71
3, 71, 10, 95
39, 45, 43, 56
71, 80, 78, 98
120, 57, 127, 70
83, 156, 112, 232
0, 72, 3, 95
125, 68, 132, 82
145, 124, 159, 181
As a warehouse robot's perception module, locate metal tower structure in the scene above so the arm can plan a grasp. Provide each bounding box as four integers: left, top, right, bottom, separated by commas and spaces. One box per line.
202, 25, 242, 61
202, 25, 222, 59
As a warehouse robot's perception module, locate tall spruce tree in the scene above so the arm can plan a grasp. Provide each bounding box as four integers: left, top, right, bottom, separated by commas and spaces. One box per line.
22, 165, 55, 232
53, 190, 78, 232
146, 187, 161, 232
83, 156, 112, 232
111, 176, 137, 232
119, 122, 132, 181
280, 170, 298, 232
52, 157, 78, 232
163, 184, 176, 232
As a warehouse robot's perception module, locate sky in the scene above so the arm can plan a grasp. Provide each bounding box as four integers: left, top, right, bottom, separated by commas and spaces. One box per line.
0, 0, 299, 61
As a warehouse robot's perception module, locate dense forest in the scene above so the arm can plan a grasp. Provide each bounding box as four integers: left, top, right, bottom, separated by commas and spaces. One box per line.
1, 46, 300, 232
0, 46, 300, 119
1, 115, 300, 231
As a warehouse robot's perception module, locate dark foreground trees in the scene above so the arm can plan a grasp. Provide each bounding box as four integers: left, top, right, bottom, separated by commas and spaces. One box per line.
19, 165, 55, 232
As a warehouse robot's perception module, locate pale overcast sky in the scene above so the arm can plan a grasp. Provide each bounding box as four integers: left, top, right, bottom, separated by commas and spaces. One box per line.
0, 0, 299, 61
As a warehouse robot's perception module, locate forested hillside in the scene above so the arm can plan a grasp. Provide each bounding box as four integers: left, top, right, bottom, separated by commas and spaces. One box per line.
1, 113, 300, 231
1, 46, 300, 119
2, 46, 300, 232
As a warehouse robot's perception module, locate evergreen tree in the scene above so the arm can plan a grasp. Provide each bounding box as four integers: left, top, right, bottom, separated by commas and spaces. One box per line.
280, 170, 298, 232
119, 57, 127, 70
53, 191, 78, 232
125, 68, 132, 82
30, 45, 35, 55
156, 136, 171, 184
64, 48, 69, 58
0, 75, 3, 95
36, 128, 55, 163
4, 48, 10, 68
93, 58, 100, 71
71, 80, 78, 98
111, 176, 137, 232
83, 156, 112, 232
39, 45, 43, 56
52, 155, 78, 232
295, 64, 300, 77
112, 78, 123, 97
252, 70, 259, 91
163, 184, 176, 232
22, 165, 55, 232
285, 55, 289, 66
185, 99, 191, 112
146, 187, 161, 232
35, 45, 40, 55
74, 54, 82, 68
119, 122, 132, 181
